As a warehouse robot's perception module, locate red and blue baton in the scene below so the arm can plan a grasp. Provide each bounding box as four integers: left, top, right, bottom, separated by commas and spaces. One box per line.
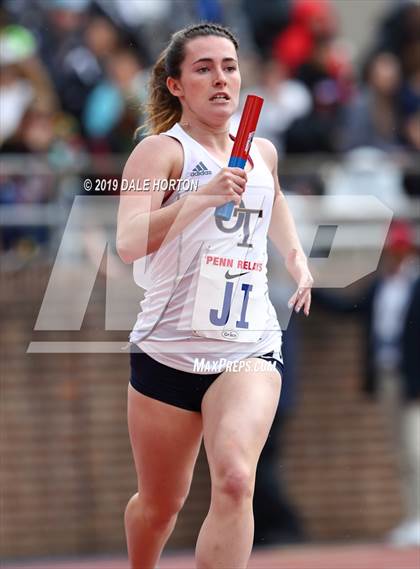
215, 94, 264, 221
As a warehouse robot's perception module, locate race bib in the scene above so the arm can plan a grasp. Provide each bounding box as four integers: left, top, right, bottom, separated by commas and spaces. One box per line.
191, 243, 269, 342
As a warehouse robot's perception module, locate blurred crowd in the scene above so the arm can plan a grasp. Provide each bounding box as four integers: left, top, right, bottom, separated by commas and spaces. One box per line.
0, 0, 419, 256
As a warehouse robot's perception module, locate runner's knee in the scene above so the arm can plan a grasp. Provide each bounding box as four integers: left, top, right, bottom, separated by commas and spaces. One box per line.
212, 461, 254, 505
125, 491, 188, 531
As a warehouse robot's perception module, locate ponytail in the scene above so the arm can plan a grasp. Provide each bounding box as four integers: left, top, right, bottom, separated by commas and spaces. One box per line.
141, 50, 182, 135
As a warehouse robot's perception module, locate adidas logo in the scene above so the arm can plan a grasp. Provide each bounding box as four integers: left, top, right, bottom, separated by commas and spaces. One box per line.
190, 161, 212, 176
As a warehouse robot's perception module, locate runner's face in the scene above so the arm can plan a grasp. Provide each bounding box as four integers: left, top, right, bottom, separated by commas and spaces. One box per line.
175, 35, 240, 123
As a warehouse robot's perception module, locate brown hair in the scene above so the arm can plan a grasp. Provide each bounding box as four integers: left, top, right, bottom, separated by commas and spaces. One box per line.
140, 22, 239, 136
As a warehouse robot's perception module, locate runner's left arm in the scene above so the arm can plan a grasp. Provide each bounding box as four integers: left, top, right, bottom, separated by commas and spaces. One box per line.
258, 139, 313, 316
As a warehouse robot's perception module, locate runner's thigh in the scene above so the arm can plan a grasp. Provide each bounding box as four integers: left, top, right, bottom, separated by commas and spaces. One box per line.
127, 384, 203, 504
201, 359, 281, 476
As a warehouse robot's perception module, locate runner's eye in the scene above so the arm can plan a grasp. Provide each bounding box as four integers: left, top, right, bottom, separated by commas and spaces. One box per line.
197, 67, 210, 73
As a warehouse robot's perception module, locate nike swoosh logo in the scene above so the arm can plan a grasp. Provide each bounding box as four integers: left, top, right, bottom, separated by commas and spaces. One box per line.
225, 270, 249, 280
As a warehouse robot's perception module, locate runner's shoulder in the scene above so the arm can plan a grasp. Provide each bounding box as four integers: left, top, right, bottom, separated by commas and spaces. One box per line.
128, 133, 183, 176
132, 133, 183, 160
254, 137, 277, 173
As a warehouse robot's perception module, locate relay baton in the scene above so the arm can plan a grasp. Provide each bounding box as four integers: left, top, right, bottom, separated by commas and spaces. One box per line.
214, 94, 264, 221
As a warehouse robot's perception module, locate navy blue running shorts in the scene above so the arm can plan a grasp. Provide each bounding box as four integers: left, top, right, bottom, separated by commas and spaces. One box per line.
129, 345, 284, 413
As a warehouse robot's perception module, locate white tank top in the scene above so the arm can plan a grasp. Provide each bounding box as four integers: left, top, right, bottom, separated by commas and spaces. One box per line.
129, 122, 282, 372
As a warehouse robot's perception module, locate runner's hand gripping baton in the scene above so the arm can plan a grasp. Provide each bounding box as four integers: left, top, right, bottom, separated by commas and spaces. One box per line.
214, 94, 264, 221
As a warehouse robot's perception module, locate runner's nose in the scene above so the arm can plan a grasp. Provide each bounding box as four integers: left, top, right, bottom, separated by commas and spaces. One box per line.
213, 69, 227, 87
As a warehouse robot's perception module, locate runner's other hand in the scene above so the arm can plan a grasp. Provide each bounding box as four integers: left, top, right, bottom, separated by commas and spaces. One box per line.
286, 249, 313, 316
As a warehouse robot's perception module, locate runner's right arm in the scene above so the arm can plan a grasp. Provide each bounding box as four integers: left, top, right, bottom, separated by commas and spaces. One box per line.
117, 136, 246, 263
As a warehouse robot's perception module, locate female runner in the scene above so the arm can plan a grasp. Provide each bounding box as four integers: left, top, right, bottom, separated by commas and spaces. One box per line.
117, 22, 313, 569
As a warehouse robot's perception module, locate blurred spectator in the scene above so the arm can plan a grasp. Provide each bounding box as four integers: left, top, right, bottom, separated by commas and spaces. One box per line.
338, 53, 403, 152
84, 9, 151, 69
0, 21, 84, 159
232, 58, 312, 154
0, 108, 56, 257
399, 75, 420, 152
272, 0, 354, 154
84, 12, 123, 62
169, 0, 223, 30
373, 1, 420, 82
402, 110, 420, 151
34, 0, 98, 123
242, 0, 291, 57
283, 59, 343, 153
0, 101, 85, 259
82, 46, 148, 152
314, 220, 420, 547
254, 316, 305, 546
106, 0, 169, 62
0, 24, 58, 145
252, 251, 308, 545
272, 0, 338, 74
354, 1, 420, 153
0, 22, 86, 258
